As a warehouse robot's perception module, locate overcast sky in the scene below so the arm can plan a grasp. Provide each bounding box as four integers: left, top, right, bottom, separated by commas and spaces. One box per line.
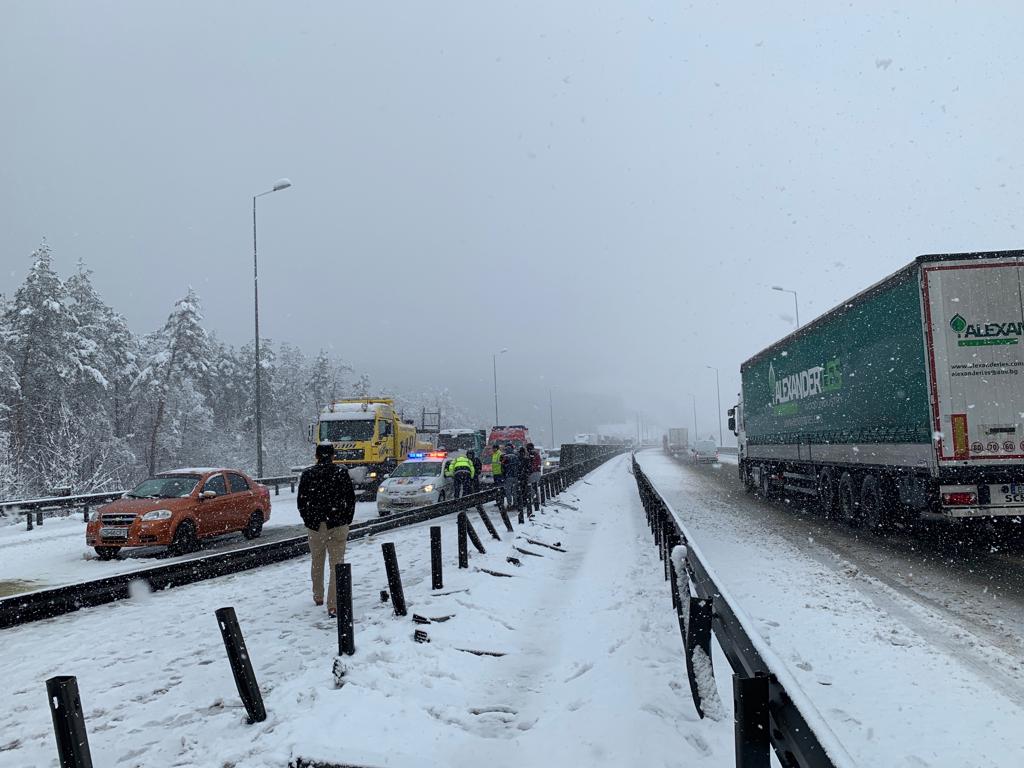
3, 1, 1023, 445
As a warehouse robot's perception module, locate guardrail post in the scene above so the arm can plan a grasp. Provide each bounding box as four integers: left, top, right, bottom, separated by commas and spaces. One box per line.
685, 597, 715, 719
337, 563, 355, 655
464, 513, 486, 554
214, 607, 267, 723
37, 510, 44, 526
498, 506, 514, 532
430, 526, 443, 590
532, 483, 540, 513
82, 504, 90, 523
290, 479, 296, 493
381, 542, 407, 617
539, 479, 547, 507
273, 482, 279, 496
46, 675, 93, 768
733, 673, 770, 768
25, 509, 33, 531
477, 506, 501, 541
457, 513, 469, 568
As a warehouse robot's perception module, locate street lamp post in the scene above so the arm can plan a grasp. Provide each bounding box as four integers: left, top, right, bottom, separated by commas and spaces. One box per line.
771, 285, 800, 328
548, 388, 555, 449
686, 392, 698, 444
252, 178, 292, 478
706, 365, 723, 447
492, 348, 507, 425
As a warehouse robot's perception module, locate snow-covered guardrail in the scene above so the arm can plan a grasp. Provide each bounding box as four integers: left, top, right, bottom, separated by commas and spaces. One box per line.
632, 454, 856, 768
0, 453, 621, 630
0, 474, 301, 531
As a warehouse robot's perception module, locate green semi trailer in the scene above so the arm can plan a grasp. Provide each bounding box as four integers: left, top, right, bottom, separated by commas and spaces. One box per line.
729, 250, 1024, 526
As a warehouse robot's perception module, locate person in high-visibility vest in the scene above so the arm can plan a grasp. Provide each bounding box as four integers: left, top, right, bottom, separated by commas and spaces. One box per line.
446, 454, 476, 499
490, 444, 504, 509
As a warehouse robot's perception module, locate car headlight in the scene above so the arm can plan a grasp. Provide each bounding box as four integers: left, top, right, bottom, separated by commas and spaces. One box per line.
368, 471, 378, 479
141, 509, 172, 521
422, 484, 434, 493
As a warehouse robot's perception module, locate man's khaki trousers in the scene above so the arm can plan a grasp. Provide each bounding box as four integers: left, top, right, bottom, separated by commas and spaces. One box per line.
308, 522, 350, 613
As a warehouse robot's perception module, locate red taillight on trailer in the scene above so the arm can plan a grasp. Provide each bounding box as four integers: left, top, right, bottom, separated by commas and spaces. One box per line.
942, 491, 977, 506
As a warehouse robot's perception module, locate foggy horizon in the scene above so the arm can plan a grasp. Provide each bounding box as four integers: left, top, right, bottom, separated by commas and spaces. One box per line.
5, 2, 1024, 443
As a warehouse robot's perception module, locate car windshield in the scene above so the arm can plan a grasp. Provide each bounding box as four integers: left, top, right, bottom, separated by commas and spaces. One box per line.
391, 461, 443, 478
438, 433, 477, 452
547, 450, 560, 459
320, 419, 375, 442
127, 475, 199, 498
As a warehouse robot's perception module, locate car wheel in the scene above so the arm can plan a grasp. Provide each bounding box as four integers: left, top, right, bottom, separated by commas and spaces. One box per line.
817, 468, 839, 519
95, 547, 120, 561
839, 472, 860, 526
860, 475, 889, 532
242, 511, 264, 540
438, 491, 446, 502
169, 520, 198, 555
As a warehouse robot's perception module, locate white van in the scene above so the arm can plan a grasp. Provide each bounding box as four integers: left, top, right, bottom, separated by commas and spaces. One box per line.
693, 439, 719, 464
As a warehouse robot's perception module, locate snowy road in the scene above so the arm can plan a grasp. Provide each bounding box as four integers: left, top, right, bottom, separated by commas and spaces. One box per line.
0, 455, 738, 768
0, 493, 379, 594
638, 450, 1024, 767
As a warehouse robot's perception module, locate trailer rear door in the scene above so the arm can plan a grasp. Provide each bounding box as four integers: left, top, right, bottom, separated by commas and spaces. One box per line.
922, 256, 1024, 464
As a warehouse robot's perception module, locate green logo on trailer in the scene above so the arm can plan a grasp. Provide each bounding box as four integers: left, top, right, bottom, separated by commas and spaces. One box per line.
950, 314, 1022, 346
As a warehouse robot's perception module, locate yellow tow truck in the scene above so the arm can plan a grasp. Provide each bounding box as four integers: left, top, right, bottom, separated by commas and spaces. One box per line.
311, 398, 418, 494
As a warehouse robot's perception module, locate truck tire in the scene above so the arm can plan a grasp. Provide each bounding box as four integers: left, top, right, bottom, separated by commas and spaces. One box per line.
839, 472, 860, 526
758, 465, 774, 499
860, 474, 888, 532
741, 462, 755, 493
817, 468, 839, 519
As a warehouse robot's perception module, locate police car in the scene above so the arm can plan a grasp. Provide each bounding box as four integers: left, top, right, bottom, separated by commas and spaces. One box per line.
376, 451, 454, 516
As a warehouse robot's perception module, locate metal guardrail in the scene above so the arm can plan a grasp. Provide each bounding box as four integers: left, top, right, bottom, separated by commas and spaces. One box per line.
0, 474, 301, 530
0, 452, 621, 630
632, 453, 854, 768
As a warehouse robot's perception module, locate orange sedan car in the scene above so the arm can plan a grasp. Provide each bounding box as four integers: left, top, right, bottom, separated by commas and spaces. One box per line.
86, 468, 271, 560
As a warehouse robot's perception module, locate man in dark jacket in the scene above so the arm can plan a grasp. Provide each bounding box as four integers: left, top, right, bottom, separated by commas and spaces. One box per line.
297, 442, 356, 617
467, 450, 482, 493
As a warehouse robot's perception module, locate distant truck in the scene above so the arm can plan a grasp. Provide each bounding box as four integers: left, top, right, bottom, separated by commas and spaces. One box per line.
730, 250, 1024, 527
311, 398, 417, 494
436, 428, 487, 456
666, 428, 689, 456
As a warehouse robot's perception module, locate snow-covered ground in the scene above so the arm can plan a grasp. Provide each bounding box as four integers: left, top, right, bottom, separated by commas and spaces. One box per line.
0, 493, 378, 592
0, 455, 739, 767
638, 450, 1024, 768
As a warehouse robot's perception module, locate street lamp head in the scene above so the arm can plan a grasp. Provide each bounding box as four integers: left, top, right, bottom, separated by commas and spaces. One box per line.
498, 348, 508, 354
771, 285, 785, 292
272, 178, 292, 192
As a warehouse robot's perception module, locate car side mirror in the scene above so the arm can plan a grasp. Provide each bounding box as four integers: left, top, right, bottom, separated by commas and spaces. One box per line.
382, 474, 390, 480
201, 490, 217, 499
728, 416, 736, 433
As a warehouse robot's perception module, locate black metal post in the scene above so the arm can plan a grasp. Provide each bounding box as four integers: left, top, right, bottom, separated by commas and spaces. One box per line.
214, 607, 267, 723
46, 675, 93, 768
517, 506, 525, 525
25, 510, 33, 531
477, 506, 501, 541
733, 673, 770, 768
430, 526, 443, 590
685, 598, 715, 719
457, 512, 469, 568
532, 483, 540, 513
82, 504, 89, 523
540, 480, 547, 506
37, 510, 43, 526
274, 483, 279, 496
381, 542, 407, 617
337, 562, 355, 655
498, 506, 514, 532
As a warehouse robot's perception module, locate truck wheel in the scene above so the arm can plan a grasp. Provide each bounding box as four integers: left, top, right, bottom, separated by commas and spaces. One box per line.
758, 465, 774, 499
860, 475, 888, 532
741, 462, 755, 493
839, 472, 860, 526
817, 469, 839, 519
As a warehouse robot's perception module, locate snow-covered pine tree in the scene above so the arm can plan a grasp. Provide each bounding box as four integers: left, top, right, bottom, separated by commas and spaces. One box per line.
1, 244, 85, 493
134, 288, 211, 474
